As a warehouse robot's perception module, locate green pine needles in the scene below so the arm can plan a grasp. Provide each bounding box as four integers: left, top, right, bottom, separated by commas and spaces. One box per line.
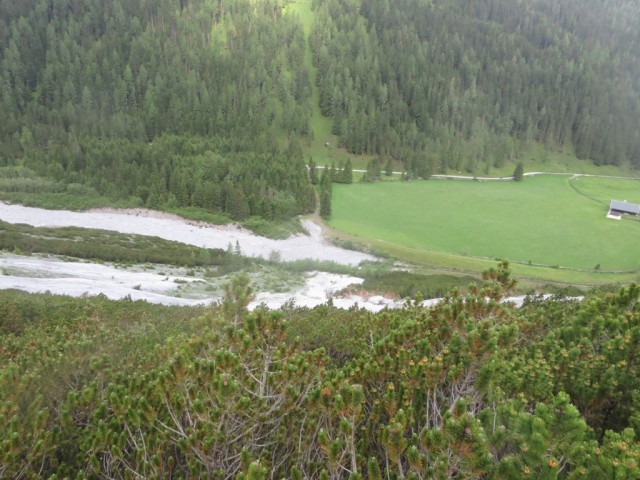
1, 266, 640, 477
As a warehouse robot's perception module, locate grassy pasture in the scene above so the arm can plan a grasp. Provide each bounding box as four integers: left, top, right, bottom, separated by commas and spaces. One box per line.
570, 176, 640, 205
489, 143, 640, 178
330, 175, 640, 279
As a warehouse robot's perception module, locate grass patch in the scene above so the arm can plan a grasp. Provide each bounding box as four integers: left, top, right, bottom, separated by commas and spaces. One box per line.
487, 143, 639, 178
241, 216, 307, 239
330, 175, 640, 277
569, 176, 640, 205
328, 224, 640, 287
0, 191, 142, 210
164, 206, 230, 225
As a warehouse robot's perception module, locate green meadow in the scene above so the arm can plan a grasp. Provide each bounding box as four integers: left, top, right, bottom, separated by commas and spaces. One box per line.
330, 175, 640, 280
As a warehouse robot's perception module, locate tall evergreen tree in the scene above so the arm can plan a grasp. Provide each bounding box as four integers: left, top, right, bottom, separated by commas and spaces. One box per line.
308, 158, 318, 185
319, 186, 331, 219
319, 164, 332, 219
513, 161, 524, 181
341, 158, 353, 184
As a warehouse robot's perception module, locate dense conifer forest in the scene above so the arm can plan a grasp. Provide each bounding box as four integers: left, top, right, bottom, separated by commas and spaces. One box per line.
1, 0, 640, 220
0, 0, 316, 220
311, 0, 640, 173
1, 265, 640, 478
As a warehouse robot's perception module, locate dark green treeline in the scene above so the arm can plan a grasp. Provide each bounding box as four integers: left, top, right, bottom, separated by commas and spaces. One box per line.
1, 0, 640, 219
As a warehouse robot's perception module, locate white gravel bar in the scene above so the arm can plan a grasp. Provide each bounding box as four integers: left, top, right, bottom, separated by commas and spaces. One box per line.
0, 202, 374, 266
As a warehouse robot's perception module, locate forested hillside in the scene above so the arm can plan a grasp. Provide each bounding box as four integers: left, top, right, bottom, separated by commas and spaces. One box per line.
311, 0, 640, 174
1, 0, 639, 218
2, 266, 640, 478
0, 0, 315, 220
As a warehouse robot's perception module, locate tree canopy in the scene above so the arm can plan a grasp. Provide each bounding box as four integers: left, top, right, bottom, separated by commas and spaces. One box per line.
0, 0, 315, 219
310, 0, 640, 174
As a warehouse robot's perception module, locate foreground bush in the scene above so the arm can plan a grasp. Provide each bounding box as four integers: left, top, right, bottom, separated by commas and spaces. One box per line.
1, 266, 639, 478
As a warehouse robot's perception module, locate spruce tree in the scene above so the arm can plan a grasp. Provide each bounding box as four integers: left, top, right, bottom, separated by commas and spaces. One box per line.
309, 158, 318, 184
222, 273, 254, 327
513, 162, 524, 181
385, 158, 394, 176
342, 158, 353, 184
320, 186, 331, 219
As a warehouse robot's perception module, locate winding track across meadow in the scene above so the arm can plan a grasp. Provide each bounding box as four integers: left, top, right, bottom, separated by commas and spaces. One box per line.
345, 169, 640, 181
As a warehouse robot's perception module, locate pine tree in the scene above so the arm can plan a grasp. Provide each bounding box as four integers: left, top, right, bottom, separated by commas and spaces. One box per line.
222, 273, 254, 327
366, 157, 381, 182
309, 158, 318, 184
513, 162, 524, 181
385, 158, 394, 176
228, 187, 250, 220
320, 166, 332, 194
341, 158, 353, 183
320, 187, 331, 219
